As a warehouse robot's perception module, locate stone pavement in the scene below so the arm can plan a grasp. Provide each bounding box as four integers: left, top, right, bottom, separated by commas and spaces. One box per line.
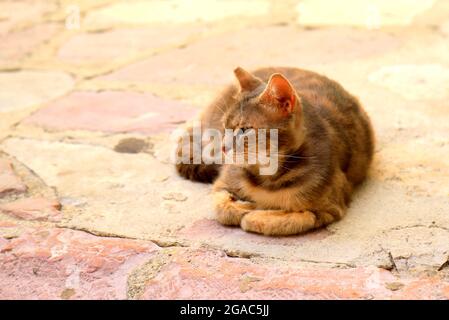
0, 0, 448, 299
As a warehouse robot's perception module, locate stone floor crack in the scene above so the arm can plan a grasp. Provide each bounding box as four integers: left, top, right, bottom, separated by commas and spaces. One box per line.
437, 257, 449, 271
57, 224, 189, 249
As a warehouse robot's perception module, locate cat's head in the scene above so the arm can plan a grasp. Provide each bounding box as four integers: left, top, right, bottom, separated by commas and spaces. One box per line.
220, 67, 304, 171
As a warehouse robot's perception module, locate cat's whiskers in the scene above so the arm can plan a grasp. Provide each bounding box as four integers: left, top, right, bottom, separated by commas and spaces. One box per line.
277, 153, 316, 160
214, 96, 229, 117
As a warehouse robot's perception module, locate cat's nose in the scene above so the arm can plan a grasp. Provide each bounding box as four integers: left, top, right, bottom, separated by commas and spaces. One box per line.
222, 145, 227, 153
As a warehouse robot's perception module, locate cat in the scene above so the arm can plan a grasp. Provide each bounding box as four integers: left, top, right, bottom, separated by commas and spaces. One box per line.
175, 67, 374, 236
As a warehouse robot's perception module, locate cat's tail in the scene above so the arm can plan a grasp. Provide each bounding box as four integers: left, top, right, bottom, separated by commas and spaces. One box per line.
176, 163, 220, 183
174, 121, 221, 183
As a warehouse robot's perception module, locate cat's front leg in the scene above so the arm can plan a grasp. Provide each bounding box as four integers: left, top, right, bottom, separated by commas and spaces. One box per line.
212, 166, 256, 225
213, 190, 256, 226
240, 210, 339, 236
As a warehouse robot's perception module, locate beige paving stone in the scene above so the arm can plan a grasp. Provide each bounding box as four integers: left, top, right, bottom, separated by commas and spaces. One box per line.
441, 19, 449, 36
0, 137, 213, 242
0, 71, 74, 112
374, 134, 449, 197
368, 64, 449, 100
85, 0, 271, 26
296, 0, 436, 28
411, 0, 449, 27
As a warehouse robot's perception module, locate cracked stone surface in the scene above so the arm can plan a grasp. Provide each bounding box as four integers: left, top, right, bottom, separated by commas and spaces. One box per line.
139, 249, 449, 300
0, 0, 448, 299
0, 227, 159, 299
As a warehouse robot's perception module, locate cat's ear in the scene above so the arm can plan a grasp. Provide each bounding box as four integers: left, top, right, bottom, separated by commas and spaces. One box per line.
259, 73, 297, 114
234, 67, 263, 92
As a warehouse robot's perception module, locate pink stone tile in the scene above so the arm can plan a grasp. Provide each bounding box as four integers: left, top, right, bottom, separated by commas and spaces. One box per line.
443, 285, 449, 299
58, 26, 201, 64
0, 198, 61, 222
392, 278, 449, 300
0, 159, 27, 196
98, 26, 400, 86
141, 249, 449, 300
0, 23, 60, 64
0, 237, 8, 250
24, 91, 199, 134
141, 249, 396, 299
0, 228, 159, 299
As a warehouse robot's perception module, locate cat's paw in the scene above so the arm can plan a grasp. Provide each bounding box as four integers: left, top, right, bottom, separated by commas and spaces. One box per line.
213, 191, 255, 226
241, 210, 316, 236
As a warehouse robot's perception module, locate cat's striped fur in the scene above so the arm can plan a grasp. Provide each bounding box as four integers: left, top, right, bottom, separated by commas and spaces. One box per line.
176, 67, 374, 236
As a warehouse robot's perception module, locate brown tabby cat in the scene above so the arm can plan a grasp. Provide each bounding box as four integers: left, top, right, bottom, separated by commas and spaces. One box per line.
176, 67, 374, 236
